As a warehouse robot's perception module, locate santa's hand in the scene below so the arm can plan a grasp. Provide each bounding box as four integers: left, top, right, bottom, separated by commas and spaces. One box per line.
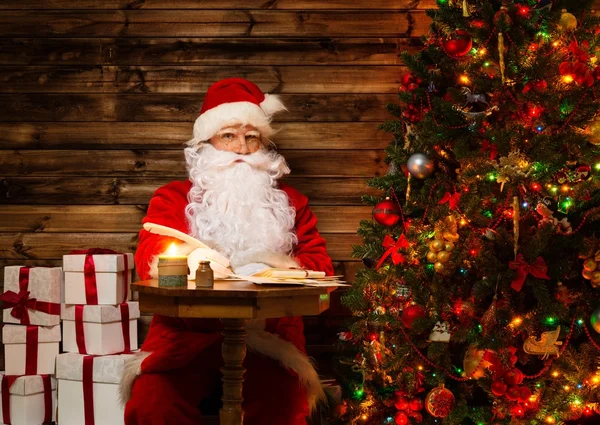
233, 263, 270, 276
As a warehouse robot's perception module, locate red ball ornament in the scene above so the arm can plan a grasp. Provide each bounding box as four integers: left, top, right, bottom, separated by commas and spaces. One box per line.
505, 386, 520, 401
517, 386, 531, 403
425, 384, 455, 418
491, 381, 507, 396
409, 411, 423, 423
373, 198, 401, 227
504, 368, 524, 386
394, 411, 409, 425
394, 396, 410, 411
401, 305, 426, 328
409, 398, 424, 412
443, 30, 473, 59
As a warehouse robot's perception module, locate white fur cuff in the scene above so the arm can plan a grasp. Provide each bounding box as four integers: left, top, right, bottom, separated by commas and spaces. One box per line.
118, 350, 152, 406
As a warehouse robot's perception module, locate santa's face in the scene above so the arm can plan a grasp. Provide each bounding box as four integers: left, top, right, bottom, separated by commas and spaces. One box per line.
209, 124, 264, 155
184, 128, 297, 267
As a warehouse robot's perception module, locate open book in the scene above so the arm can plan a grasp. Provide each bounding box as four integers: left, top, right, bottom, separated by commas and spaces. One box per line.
143, 222, 346, 286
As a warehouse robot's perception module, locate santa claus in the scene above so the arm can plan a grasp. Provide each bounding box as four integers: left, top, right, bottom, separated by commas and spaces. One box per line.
120, 78, 334, 425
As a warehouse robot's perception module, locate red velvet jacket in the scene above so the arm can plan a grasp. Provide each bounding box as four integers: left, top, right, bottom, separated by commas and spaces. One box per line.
134, 180, 333, 374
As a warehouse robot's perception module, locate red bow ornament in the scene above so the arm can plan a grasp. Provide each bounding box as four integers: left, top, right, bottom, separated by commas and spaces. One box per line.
439, 192, 461, 210
376, 234, 409, 269
508, 254, 550, 292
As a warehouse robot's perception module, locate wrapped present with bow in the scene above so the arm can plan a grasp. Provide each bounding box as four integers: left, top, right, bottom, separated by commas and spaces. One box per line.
61, 302, 139, 356
3, 324, 60, 376
56, 352, 136, 425
0, 373, 57, 425
1, 266, 62, 327
63, 249, 134, 305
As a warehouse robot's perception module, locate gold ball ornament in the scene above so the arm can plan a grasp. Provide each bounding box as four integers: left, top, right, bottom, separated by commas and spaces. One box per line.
590, 308, 600, 333
583, 269, 594, 280
436, 250, 451, 263
584, 258, 598, 272
430, 240, 445, 252
427, 251, 438, 263
434, 262, 445, 273
587, 117, 600, 146
559, 9, 577, 32
592, 271, 600, 285
444, 242, 455, 252
595, 250, 600, 262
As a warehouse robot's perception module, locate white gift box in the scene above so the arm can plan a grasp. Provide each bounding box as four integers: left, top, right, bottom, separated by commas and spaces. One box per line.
0, 373, 57, 425
3, 325, 61, 376
64, 272, 131, 305
63, 252, 134, 305
61, 302, 140, 355
2, 266, 62, 326
56, 352, 135, 425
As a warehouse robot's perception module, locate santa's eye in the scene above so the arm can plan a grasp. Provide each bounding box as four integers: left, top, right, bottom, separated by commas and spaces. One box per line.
220, 133, 235, 139
246, 134, 260, 140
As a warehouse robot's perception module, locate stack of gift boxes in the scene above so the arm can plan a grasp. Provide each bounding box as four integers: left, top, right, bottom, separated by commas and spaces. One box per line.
1, 250, 139, 425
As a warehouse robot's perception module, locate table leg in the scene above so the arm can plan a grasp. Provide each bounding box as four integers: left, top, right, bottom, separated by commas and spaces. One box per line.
220, 318, 248, 425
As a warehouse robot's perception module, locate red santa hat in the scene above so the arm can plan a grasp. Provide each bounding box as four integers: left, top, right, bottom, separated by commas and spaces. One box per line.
188, 78, 286, 147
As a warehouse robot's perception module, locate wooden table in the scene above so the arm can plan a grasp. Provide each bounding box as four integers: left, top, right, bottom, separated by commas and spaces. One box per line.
132, 279, 336, 425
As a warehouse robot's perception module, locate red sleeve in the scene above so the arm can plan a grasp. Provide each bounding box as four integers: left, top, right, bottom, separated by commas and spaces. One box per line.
135, 180, 192, 280
282, 184, 335, 276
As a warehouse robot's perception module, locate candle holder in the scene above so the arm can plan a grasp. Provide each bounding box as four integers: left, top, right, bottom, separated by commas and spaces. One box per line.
158, 255, 188, 287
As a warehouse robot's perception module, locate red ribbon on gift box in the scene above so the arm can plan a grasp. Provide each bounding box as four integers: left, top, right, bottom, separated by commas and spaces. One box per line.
74, 303, 132, 355
83, 355, 96, 425
25, 326, 39, 376
68, 248, 131, 305
0, 267, 61, 325
1, 374, 52, 425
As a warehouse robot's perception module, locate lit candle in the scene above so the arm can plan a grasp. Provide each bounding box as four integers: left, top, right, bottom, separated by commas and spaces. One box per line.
157, 243, 188, 287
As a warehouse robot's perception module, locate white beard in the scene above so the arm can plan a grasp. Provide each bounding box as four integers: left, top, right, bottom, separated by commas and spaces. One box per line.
184, 144, 297, 268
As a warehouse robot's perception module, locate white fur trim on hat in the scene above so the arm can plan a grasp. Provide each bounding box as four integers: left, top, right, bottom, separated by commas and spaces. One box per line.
188, 94, 287, 147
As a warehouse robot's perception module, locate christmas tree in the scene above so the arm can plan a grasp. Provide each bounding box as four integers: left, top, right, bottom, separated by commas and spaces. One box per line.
333, 1, 600, 424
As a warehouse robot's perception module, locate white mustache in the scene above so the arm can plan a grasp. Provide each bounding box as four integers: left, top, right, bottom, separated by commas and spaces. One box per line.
186, 144, 290, 177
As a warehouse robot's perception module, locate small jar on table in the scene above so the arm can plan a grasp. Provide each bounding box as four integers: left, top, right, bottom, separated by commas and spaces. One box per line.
195, 261, 214, 288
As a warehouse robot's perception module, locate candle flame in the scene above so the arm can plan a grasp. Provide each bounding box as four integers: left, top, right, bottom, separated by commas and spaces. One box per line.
167, 243, 178, 256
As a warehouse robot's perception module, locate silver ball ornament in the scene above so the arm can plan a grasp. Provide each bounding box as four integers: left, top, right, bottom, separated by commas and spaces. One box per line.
590, 308, 600, 334
407, 153, 435, 179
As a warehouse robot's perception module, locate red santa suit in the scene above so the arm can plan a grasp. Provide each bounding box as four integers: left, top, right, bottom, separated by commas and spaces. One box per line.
121, 179, 333, 425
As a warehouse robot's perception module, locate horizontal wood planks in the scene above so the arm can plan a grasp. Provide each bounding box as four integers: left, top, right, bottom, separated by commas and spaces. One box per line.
0, 1, 415, 360
0, 1, 438, 9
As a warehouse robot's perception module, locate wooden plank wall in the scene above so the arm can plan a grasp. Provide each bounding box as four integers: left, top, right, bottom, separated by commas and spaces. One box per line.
0, 0, 439, 367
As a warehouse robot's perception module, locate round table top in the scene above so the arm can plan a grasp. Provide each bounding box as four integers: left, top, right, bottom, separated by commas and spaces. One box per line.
132, 279, 336, 299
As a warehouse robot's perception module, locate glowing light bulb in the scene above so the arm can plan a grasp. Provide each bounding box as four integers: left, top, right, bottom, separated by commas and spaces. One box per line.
563, 75, 574, 84
553, 41, 560, 47
592, 376, 600, 384
479, 48, 487, 56
460, 218, 468, 226
546, 416, 556, 424
552, 371, 560, 378
564, 385, 571, 391
511, 317, 523, 327
459, 75, 471, 85
418, 365, 424, 371
361, 414, 368, 421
